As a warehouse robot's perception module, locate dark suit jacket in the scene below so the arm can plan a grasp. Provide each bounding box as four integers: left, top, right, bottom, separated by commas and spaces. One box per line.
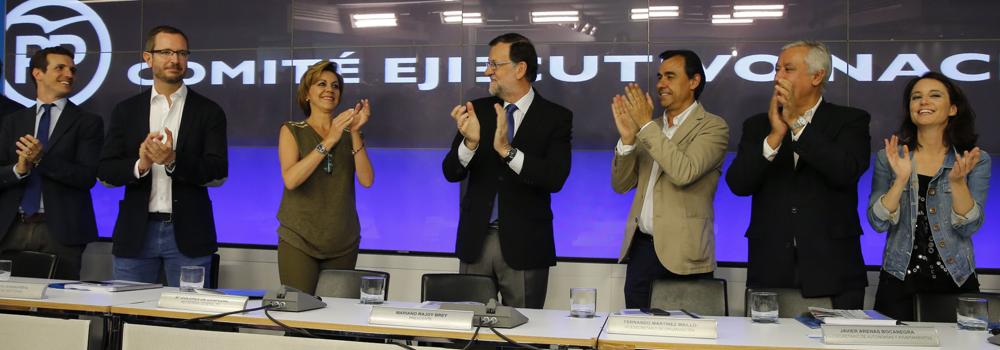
0, 102, 103, 245
725, 100, 870, 297
98, 88, 228, 258
442, 92, 572, 270
0, 95, 26, 119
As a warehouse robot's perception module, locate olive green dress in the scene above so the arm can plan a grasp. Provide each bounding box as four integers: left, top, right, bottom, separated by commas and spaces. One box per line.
277, 121, 360, 260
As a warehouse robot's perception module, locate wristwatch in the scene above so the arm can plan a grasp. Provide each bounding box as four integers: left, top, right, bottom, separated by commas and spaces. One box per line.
504, 147, 518, 163
789, 116, 809, 130
315, 143, 330, 156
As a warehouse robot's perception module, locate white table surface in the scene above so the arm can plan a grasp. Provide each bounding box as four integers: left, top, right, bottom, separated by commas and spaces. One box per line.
597, 316, 997, 350
0, 277, 167, 312
111, 295, 608, 347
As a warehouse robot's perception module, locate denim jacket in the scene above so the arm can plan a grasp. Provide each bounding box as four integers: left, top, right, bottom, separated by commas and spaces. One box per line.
867, 147, 991, 286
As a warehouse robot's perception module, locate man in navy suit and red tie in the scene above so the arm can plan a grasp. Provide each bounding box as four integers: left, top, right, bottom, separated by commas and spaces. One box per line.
0, 46, 104, 279
443, 33, 573, 309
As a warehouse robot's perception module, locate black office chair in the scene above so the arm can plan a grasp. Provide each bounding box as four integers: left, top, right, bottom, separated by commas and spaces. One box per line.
914, 292, 1000, 323
649, 278, 729, 316
420, 273, 498, 304
315, 269, 390, 299
0, 250, 57, 279
744, 288, 832, 318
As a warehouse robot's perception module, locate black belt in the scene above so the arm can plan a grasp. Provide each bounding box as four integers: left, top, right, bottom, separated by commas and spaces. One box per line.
634, 227, 653, 238
17, 212, 45, 223
488, 219, 500, 230
148, 212, 173, 222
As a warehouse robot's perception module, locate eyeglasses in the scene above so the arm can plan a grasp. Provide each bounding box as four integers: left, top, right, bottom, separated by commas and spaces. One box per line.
486, 60, 514, 70
148, 49, 191, 59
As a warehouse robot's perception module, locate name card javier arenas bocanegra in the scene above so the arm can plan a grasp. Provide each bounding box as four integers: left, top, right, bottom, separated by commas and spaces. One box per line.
822, 324, 940, 346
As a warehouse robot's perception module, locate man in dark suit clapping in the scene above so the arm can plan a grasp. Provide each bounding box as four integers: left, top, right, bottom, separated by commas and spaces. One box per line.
99, 26, 228, 286
726, 40, 871, 309
0, 46, 104, 279
442, 33, 573, 309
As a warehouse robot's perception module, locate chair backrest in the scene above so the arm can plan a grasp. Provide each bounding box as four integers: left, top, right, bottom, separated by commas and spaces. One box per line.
315, 269, 390, 299
0, 250, 57, 279
420, 273, 498, 304
650, 278, 728, 316
914, 292, 1000, 323
744, 288, 832, 318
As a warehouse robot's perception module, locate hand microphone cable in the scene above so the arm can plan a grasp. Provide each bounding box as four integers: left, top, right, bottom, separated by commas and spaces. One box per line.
489, 327, 542, 350
172, 305, 271, 326
461, 326, 482, 350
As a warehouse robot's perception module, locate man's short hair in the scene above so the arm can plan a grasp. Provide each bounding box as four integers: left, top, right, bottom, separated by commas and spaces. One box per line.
488, 33, 538, 82
29, 46, 74, 86
658, 50, 707, 100
144, 25, 189, 52
782, 40, 832, 88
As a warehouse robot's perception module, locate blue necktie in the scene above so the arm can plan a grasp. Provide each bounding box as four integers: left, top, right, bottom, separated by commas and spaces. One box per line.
505, 104, 518, 142
489, 104, 519, 225
20, 104, 54, 215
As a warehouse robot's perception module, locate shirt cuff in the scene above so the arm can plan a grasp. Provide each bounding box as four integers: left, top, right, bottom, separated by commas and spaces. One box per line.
458, 139, 476, 168
872, 194, 901, 225
616, 139, 636, 156
762, 138, 780, 162
507, 150, 525, 175
134, 160, 150, 179
12, 165, 29, 179
952, 203, 981, 226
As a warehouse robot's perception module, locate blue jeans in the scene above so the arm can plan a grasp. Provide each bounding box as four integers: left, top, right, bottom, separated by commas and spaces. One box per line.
113, 221, 212, 287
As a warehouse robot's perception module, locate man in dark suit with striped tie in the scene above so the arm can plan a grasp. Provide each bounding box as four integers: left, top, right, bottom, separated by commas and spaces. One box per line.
0, 46, 104, 279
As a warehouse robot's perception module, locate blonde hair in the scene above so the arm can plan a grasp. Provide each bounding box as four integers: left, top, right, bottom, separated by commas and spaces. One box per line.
296, 61, 343, 116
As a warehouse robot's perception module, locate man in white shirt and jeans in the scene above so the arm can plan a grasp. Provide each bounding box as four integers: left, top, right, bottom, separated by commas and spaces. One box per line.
99, 26, 228, 286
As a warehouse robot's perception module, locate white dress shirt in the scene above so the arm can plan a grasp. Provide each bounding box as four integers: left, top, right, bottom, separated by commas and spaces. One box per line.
133, 85, 188, 213
457, 87, 535, 174
13, 98, 69, 213
763, 97, 822, 166
615, 101, 698, 234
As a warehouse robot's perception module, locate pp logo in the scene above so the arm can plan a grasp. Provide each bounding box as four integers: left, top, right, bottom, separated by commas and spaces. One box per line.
4, 0, 112, 106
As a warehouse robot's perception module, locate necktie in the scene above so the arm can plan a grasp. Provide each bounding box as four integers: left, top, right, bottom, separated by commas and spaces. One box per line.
20, 104, 54, 215
505, 104, 518, 142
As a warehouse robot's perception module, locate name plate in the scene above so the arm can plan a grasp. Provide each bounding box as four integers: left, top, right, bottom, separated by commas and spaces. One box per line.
369, 305, 473, 330
607, 315, 718, 339
822, 324, 940, 346
157, 292, 249, 313
0, 281, 47, 299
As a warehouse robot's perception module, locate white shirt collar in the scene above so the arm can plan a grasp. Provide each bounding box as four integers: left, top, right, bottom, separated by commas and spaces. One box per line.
35, 98, 67, 112
503, 87, 535, 114
150, 84, 188, 103
801, 97, 823, 122
662, 100, 699, 130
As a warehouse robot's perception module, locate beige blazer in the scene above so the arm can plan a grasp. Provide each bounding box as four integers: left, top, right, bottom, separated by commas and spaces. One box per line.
611, 103, 729, 275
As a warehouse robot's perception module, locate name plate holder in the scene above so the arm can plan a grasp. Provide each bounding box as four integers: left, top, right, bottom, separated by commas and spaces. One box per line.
607, 315, 718, 339
0, 281, 47, 299
821, 324, 940, 347
369, 305, 473, 330
157, 292, 249, 313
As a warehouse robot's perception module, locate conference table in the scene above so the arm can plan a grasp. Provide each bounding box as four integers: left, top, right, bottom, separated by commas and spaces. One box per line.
2, 280, 998, 349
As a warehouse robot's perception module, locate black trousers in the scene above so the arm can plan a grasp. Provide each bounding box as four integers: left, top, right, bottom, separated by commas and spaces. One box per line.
624, 232, 713, 309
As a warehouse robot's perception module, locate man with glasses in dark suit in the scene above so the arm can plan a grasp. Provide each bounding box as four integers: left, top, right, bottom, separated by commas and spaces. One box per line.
99, 26, 228, 286
443, 33, 573, 309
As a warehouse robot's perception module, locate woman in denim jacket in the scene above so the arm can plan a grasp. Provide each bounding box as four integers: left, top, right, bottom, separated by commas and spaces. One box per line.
868, 71, 991, 321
